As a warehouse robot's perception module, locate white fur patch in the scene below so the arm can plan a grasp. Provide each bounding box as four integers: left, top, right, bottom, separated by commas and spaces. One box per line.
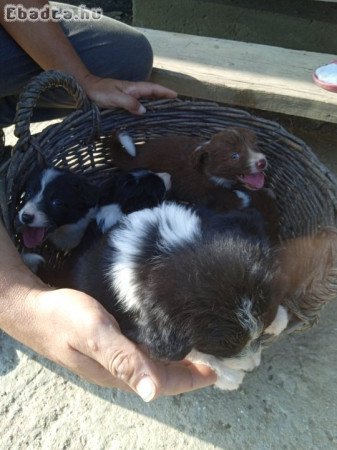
315, 63, 337, 84
264, 305, 288, 336
237, 298, 262, 340
234, 190, 251, 208
19, 169, 61, 227
96, 204, 123, 233
118, 132, 136, 157
108, 203, 201, 312
19, 201, 49, 227
247, 148, 267, 173
186, 349, 246, 391
224, 349, 262, 372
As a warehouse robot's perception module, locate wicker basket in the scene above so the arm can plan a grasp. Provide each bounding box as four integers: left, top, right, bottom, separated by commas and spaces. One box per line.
1, 70, 337, 332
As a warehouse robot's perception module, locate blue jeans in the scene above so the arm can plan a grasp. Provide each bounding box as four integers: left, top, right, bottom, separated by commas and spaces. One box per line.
0, 3, 153, 127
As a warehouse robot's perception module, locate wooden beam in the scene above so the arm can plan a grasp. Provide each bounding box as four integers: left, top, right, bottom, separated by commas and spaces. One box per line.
139, 28, 337, 123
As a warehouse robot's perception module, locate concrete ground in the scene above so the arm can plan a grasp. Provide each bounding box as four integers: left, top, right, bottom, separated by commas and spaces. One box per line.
1, 111, 337, 450
2, 2, 337, 449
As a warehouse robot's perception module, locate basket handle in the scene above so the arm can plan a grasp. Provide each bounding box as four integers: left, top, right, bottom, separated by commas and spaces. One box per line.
14, 70, 92, 146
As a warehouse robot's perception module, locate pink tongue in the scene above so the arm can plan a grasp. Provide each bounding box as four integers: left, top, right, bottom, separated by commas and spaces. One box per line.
240, 172, 265, 189
22, 227, 46, 248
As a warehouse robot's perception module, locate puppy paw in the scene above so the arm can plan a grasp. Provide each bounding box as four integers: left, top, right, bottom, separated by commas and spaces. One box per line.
22, 253, 45, 273
264, 305, 289, 336
118, 132, 136, 157
214, 367, 245, 391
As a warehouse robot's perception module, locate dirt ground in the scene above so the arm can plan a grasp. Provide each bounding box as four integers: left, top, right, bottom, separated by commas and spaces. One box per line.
1, 109, 337, 450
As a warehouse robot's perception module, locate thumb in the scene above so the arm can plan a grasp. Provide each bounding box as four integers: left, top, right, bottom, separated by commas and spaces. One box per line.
104, 337, 158, 402
83, 314, 159, 401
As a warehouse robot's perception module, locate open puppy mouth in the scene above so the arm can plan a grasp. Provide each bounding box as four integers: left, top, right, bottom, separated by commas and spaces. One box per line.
21, 226, 49, 248
237, 171, 265, 190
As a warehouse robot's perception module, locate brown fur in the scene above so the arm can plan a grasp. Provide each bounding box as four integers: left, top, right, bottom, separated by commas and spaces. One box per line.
111, 128, 264, 205
110, 127, 280, 242
275, 227, 337, 328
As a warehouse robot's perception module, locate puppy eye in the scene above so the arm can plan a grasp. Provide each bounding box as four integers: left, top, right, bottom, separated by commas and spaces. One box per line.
24, 188, 33, 199
51, 199, 65, 208
231, 152, 240, 160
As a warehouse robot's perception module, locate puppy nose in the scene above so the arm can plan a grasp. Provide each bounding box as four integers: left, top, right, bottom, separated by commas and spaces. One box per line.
256, 158, 267, 171
21, 212, 34, 224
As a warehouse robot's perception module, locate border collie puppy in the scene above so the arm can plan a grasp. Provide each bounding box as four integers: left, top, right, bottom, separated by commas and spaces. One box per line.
110, 127, 267, 202
96, 169, 171, 233
17, 168, 99, 251
52, 202, 288, 390
33, 169, 171, 281
111, 129, 279, 242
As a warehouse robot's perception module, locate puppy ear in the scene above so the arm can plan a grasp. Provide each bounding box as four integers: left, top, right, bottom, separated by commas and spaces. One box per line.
192, 143, 209, 170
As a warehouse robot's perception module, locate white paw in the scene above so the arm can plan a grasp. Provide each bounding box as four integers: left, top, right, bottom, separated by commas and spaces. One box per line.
118, 132, 136, 157
264, 305, 289, 336
224, 351, 262, 372
214, 367, 246, 391
22, 253, 45, 273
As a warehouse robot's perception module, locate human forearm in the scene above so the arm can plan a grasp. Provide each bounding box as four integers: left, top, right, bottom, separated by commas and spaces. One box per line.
0, 221, 47, 339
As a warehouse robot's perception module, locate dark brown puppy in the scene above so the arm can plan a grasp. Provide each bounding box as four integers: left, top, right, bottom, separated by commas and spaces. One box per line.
111, 127, 267, 203
111, 127, 279, 241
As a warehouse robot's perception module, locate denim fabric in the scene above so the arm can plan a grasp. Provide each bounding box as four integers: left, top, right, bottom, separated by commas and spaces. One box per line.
0, 3, 153, 127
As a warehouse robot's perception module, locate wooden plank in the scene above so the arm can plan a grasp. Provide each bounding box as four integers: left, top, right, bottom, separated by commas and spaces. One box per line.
138, 28, 337, 123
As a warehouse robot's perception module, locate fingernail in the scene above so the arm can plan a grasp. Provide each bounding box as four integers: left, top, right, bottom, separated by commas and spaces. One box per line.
136, 377, 156, 402
137, 104, 146, 114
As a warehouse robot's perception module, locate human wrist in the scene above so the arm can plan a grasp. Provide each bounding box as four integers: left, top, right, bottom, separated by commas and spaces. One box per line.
0, 263, 49, 339
77, 72, 103, 94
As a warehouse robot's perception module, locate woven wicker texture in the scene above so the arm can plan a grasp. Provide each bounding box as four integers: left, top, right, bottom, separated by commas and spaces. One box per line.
1, 70, 337, 331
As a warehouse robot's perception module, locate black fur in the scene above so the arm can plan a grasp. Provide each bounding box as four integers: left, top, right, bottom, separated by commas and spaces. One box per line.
46, 203, 278, 362
98, 169, 167, 214
22, 168, 99, 230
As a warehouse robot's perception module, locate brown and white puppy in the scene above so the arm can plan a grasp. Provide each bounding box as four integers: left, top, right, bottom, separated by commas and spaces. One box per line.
111, 128, 279, 242
111, 128, 267, 204
275, 227, 337, 330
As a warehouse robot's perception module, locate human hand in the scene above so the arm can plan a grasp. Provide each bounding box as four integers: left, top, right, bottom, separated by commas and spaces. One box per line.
24, 288, 217, 401
80, 74, 177, 115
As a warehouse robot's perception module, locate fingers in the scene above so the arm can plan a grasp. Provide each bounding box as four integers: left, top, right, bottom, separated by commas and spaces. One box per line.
38, 289, 216, 401
76, 308, 216, 401
155, 360, 217, 397
84, 76, 177, 114
123, 82, 177, 100
107, 90, 147, 115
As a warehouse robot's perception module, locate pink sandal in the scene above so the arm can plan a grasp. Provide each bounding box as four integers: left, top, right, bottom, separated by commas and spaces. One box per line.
313, 61, 337, 93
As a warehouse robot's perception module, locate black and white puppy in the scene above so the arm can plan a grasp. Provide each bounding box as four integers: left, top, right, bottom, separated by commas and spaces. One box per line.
52, 202, 288, 390
95, 168, 171, 233
18, 167, 171, 250
33, 169, 171, 281
17, 168, 99, 251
